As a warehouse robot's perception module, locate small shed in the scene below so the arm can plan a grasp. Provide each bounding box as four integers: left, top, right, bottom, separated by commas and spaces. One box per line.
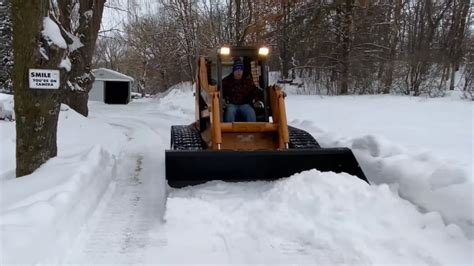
90, 68, 134, 104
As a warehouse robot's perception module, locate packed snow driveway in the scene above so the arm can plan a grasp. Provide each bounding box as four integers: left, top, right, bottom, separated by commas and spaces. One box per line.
64, 115, 169, 263
1, 86, 472, 264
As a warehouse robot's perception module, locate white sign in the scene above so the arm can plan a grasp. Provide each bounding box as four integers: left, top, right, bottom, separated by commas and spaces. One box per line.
29, 69, 60, 89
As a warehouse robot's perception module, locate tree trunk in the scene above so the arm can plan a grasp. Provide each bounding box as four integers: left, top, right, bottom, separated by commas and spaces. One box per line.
63, 92, 90, 116
235, 0, 241, 45
12, 0, 65, 177
279, 0, 289, 79
448, 0, 470, 91
383, 0, 402, 94
438, 64, 449, 91
338, 0, 354, 95
449, 63, 456, 90
62, 0, 105, 117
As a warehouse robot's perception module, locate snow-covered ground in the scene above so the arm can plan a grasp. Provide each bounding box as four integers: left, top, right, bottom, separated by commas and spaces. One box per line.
0, 84, 472, 264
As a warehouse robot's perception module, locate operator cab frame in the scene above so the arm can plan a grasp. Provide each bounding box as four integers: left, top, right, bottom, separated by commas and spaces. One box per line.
210, 46, 271, 122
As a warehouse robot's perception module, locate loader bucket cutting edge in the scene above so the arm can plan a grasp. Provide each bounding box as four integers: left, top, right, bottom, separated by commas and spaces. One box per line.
165, 148, 368, 188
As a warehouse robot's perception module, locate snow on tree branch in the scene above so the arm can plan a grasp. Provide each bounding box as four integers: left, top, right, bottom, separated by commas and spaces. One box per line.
84, 9, 94, 19
66, 32, 84, 52
60, 57, 71, 71
42, 17, 68, 49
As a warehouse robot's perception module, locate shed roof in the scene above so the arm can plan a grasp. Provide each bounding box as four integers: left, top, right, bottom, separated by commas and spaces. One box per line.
92, 68, 134, 82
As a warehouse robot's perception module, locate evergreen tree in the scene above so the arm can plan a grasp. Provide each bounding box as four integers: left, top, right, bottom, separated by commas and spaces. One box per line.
0, 0, 12, 94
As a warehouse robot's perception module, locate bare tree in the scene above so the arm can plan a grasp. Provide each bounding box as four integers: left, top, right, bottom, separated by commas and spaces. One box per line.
278, 0, 290, 79
160, 0, 200, 81
12, 0, 105, 177
447, 0, 471, 91
94, 33, 127, 70
383, 0, 403, 94
60, 0, 106, 116
335, 0, 355, 95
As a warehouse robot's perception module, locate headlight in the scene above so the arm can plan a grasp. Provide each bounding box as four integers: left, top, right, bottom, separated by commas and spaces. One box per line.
219, 47, 230, 55
258, 47, 269, 56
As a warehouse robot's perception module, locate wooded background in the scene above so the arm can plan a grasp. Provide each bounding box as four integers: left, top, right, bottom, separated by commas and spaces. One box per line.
1, 0, 473, 97
96, 0, 473, 97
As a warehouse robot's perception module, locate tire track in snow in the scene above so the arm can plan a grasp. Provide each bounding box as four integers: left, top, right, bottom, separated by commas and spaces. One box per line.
64, 112, 168, 264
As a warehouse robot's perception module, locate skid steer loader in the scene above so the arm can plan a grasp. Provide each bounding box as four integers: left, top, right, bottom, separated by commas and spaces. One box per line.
165, 46, 368, 188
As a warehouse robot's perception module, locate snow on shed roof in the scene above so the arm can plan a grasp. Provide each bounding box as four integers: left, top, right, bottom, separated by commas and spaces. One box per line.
92, 68, 134, 82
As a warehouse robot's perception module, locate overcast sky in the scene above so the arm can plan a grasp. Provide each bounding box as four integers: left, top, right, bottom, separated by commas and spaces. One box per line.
101, 0, 158, 33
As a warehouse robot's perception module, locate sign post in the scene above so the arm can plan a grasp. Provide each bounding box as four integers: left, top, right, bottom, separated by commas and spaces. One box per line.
28, 69, 60, 90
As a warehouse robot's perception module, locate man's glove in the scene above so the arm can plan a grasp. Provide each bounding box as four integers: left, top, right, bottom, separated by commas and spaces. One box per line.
223, 99, 229, 109
253, 100, 264, 109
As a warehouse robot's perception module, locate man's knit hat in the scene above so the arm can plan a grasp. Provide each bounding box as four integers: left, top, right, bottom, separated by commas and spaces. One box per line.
233, 57, 244, 72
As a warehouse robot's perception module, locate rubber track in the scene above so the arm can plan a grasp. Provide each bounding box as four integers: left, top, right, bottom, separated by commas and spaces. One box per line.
288, 126, 321, 149
170, 125, 203, 150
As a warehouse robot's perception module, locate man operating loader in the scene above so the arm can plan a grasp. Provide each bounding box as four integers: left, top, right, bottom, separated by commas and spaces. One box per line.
166, 46, 368, 187
222, 57, 263, 122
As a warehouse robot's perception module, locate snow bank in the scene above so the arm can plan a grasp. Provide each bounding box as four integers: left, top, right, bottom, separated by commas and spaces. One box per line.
156, 170, 472, 264
0, 94, 15, 182
0, 146, 116, 264
156, 82, 195, 118
0, 120, 15, 181
292, 120, 474, 239
352, 135, 473, 238
0, 93, 14, 121
0, 105, 127, 264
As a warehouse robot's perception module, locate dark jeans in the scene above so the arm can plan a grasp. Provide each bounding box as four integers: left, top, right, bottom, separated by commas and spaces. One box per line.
224, 104, 256, 122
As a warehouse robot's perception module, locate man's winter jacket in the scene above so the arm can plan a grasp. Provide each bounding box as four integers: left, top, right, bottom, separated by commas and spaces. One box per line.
222, 74, 261, 105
